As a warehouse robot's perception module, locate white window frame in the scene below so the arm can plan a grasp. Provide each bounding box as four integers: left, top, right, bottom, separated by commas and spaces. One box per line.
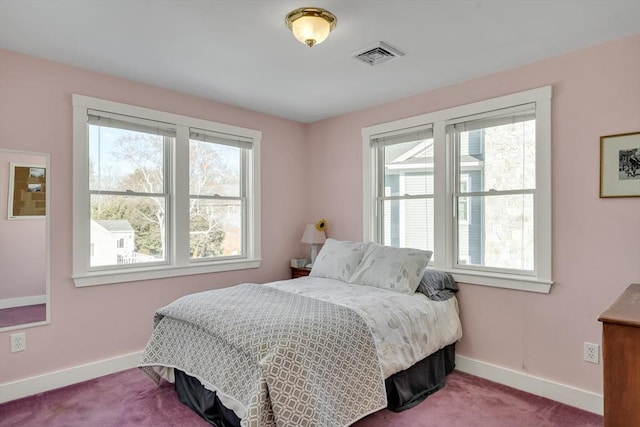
72, 95, 261, 287
362, 86, 552, 293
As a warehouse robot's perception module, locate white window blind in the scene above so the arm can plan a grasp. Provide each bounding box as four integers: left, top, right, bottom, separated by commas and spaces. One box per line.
189, 128, 253, 150
371, 125, 433, 147
88, 109, 176, 137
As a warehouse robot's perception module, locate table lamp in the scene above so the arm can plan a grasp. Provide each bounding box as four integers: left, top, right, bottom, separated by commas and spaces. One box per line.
300, 224, 326, 268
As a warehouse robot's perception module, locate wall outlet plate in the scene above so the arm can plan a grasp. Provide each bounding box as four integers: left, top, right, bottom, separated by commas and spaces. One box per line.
584, 342, 599, 364
10, 332, 26, 352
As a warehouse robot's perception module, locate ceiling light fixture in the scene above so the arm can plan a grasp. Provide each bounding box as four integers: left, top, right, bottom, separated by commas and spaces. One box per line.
285, 7, 337, 48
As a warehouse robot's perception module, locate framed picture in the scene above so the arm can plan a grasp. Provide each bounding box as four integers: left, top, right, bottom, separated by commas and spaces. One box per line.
7, 162, 47, 219
600, 132, 640, 198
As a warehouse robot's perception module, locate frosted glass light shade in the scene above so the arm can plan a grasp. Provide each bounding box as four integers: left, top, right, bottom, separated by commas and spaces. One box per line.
291, 16, 331, 46
285, 8, 337, 47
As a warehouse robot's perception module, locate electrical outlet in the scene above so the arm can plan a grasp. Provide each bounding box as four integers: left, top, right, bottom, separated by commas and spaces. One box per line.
10, 332, 26, 353
584, 342, 599, 364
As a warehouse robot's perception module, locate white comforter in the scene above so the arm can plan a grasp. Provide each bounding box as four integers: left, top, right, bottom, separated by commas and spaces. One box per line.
266, 276, 463, 378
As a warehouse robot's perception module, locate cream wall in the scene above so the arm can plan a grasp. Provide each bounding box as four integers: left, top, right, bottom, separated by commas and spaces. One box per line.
0, 49, 308, 383
305, 34, 640, 394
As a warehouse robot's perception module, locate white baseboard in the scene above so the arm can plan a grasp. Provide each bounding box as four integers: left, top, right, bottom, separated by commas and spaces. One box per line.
455, 355, 603, 415
0, 351, 603, 415
0, 295, 46, 309
0, 351, 143, 404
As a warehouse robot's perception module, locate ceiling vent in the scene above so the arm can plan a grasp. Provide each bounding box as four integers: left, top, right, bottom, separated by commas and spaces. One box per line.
352, 41, 404, 66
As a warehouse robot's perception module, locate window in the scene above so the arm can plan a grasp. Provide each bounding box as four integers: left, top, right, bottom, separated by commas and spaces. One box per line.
73, 95, 261, 286
372, 126, 435, 256
189, 129, 248, 260
363, 87, 552, 292
88, 112, 171, 269
449, 104, 536, 273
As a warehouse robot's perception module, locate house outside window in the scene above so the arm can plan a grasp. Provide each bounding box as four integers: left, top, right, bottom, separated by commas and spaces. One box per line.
450, 104, 536, 272
374, 126, 435, 258
362, 87, 552, 292
72, 95, 261, 286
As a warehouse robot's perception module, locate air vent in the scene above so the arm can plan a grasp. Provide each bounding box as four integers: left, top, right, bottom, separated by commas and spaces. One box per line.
352, 41, 404, 66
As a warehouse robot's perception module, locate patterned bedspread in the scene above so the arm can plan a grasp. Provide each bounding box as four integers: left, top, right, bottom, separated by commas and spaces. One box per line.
139, 284, 387, 427
266, 277, 462, 378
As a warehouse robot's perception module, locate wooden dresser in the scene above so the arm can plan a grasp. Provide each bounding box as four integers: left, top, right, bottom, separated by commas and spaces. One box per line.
598, 283, 640, 427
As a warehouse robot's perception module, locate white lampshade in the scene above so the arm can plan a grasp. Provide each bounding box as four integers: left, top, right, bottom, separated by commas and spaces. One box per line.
300, 224, 326, 244
301, 224, 326, 267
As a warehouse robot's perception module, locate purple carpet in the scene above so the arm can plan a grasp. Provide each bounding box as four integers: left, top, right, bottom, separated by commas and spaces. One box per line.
0, 369, 602, 427
0, 304, 46, 328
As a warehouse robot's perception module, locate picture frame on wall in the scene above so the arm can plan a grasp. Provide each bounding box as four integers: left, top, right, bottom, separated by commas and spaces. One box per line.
7, 162, 47, 219
600, 132, 640, 198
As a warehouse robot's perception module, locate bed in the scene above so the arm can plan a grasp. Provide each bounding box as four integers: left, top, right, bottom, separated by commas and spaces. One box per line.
139, 239, 462, 427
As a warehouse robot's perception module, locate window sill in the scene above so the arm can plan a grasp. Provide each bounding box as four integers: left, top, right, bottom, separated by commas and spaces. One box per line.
73, 258, 262, 287
448, 270, 552, 293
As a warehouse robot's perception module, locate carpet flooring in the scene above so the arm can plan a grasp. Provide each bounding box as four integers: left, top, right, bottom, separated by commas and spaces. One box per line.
0, 369, 603, 426
0, 304, 46, 328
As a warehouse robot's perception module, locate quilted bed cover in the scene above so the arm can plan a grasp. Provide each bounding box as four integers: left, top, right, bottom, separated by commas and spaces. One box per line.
139, 278, 462, 427
139, 283, 387, 427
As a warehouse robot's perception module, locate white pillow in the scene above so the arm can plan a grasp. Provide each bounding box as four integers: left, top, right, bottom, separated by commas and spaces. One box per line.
309, 239, 368, 282
349, 243, 433, 294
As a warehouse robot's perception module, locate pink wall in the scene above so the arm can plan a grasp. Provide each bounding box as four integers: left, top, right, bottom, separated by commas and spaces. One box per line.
0, 34, 638, 396
0, 49, 308, 382
306, 34, 640, 394
0, 152, 46, 300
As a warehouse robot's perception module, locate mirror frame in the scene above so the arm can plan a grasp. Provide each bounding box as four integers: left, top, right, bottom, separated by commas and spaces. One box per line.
0, 148, 50, 331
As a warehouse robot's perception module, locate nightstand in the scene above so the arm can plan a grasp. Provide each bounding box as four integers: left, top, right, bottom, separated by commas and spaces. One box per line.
291, 266, 311, 279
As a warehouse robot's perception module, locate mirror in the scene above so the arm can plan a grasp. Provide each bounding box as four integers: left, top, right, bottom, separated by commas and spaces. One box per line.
0, 148, 50, 331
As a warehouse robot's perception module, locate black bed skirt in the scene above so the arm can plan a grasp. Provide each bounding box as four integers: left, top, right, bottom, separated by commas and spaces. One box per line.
384, 342, 456, 412
175, 343, 456, 426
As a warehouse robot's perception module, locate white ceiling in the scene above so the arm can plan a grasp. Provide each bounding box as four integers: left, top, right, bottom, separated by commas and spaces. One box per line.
1, 0, 639, 123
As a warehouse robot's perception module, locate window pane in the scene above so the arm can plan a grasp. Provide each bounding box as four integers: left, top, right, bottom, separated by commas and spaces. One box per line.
457, 194, 534, 270
190, 198, 242, 259
89, 125, 166, 193
90, 194, 166, 267
384, 139, 434, 196
458, 120, 535, 192
190, 139, 240, 197
381, 198, 434, 255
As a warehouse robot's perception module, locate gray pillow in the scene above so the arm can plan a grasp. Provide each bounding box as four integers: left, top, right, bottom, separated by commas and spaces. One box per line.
416, 269, 458, 301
